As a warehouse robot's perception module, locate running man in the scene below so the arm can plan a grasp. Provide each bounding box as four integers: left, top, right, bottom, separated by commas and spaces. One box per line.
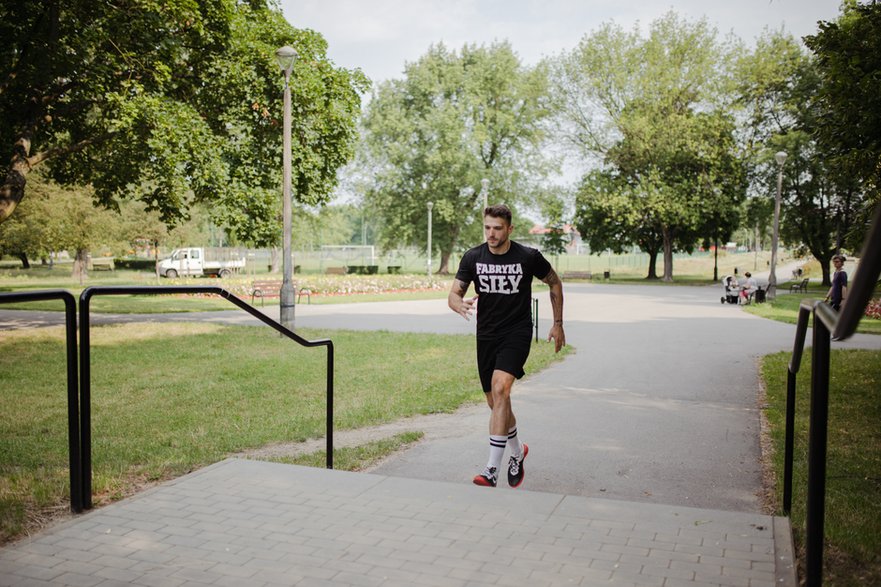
448, 204, 565, 488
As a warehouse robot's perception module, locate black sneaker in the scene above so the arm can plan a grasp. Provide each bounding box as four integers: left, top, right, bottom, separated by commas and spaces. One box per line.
473, 466, 498, 487
507, 443, 529, 488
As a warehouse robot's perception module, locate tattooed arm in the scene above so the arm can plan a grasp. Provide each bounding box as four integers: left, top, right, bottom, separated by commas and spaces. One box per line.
542, 268, 565, 352
448, 279, 478, 320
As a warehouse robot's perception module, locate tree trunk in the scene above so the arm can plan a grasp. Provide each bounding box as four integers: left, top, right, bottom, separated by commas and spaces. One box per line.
17, 252, 30, 269
661, 226, 674, 282
646, 253, 659, 280
270, 247, 280, 273
819, 257, 832, 287
0, 138, 31, 224
72, 248, 88, 284
438, 250, 452, 275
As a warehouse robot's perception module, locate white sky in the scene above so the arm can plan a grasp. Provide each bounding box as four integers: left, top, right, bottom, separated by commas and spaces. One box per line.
279, 0, 843, 86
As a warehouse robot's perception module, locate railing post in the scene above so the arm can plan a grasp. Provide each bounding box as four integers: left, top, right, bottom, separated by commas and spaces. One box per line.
62, 294, 84, 513
79, 289, 93, 510
326, 343, 334, 470
805, 311, 831, 586
783, 369, 796, 515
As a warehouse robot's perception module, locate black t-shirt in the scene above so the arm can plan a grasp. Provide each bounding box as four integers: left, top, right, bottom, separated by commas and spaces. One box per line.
455, 240, 552, 339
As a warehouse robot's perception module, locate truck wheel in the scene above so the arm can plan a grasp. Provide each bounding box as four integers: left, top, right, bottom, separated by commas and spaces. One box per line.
166, 269, 178, 279
219, 269, 231, 279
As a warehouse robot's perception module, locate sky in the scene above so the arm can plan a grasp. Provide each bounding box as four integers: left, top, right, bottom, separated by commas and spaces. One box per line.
279, 0, 844, 87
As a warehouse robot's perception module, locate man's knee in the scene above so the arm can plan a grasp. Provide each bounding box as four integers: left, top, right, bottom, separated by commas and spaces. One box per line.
490, 371, 514, 401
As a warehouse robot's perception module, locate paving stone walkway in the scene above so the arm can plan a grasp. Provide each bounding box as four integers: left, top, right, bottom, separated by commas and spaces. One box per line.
0, 459, 795, 587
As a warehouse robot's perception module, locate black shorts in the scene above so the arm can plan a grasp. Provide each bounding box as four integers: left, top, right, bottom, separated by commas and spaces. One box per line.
476, 329, 532, 393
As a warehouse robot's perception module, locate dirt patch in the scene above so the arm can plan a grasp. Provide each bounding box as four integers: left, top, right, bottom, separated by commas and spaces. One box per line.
235, 402, 486, 465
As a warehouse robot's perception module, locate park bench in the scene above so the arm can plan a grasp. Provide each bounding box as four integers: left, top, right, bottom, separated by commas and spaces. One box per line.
562, 271, 592, 280
789, 277, 809, 293
250, 279, 311, 306
88, 257, 115, 271
326, 266, 347, 275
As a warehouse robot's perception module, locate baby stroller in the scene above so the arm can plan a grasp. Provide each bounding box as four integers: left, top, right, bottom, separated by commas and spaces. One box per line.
720, 275, 739, 304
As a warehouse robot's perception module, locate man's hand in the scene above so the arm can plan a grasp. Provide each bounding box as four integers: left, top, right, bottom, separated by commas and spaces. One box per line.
455, 295, 478, 320
448, 279, 477, 320
548, 323, 566, 353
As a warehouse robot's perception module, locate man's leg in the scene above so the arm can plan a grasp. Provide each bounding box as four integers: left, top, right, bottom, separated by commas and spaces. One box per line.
474, 370, 516, 487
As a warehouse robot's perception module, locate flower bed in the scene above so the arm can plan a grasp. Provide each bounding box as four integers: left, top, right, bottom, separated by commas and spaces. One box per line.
865, 298, 881, 320
171, 274, 451, 298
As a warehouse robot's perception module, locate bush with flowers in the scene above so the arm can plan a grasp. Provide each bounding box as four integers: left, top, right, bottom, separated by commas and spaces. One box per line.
203, 273, 450, 299
865, 298, 881, 320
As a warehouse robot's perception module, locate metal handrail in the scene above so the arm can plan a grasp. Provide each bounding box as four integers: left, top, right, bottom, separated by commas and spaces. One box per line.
0, 290, 83, 512
783, 203, 881, 586
78, 285, 334, 509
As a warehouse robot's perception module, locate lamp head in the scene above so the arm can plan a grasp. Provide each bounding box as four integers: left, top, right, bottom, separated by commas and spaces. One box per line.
774, 151, 788, 166
275, 46, 298, 77
427, 201, 434, 211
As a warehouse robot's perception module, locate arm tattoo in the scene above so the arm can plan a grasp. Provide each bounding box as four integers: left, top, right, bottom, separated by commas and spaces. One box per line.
543, 269, 561, 287
451, 279, 468, 297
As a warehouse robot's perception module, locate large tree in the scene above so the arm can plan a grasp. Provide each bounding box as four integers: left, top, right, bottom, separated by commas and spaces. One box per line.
359, 42, 552, 273
0, 0, 367, 240
804, 0, 881, 250
557, 13, 744, 280
737, 28, 867, 285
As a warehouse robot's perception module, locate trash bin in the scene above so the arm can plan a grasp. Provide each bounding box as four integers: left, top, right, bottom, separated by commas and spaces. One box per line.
603, 271, 610, 280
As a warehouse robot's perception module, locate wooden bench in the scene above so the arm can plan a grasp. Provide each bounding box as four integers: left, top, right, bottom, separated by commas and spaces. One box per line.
562, 271, 592, 280
326, 267, 347, 275
250, 280, 311, 306
789, 277, 809, 293
89, 257, 115, 271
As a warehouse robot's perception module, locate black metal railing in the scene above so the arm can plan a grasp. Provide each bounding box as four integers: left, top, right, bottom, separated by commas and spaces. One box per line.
783, 203, 881, 586
532, 297, 539, 342
78, 285, 334, 509
0, 290, 83, 513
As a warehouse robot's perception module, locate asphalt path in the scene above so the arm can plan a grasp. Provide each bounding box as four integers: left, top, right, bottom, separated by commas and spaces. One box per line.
2, 280, 879, 514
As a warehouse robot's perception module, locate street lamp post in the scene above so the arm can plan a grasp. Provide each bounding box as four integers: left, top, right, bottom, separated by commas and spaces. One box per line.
427, 201, 433, 277
276, 46, 297, 330
769, 150, 787, 297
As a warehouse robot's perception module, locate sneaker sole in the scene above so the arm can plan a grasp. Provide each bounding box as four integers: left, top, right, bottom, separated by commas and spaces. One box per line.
472, 475, 496, 487
509, 443, 529, 489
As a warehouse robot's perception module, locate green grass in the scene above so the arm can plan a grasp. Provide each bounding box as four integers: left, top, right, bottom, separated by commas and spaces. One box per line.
268, 431, 425, 471
0, 322, 570, 543
743, 288, 881, 335
762, 349, 881, 586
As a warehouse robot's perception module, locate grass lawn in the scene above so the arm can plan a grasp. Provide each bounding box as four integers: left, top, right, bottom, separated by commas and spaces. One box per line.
0, 322, 570, 544
743, 288, 881, 335
761, 349, 881, 586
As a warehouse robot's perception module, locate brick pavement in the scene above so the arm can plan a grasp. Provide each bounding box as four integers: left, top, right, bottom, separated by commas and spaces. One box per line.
0, 459, 796, 586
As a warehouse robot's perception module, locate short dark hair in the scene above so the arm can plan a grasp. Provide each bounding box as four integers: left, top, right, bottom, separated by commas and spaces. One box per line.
484, 204, 512, 225
832, 254, 846, 263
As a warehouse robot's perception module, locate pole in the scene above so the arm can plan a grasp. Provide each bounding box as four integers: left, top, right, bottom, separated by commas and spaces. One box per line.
769, 152, 787, 296
427, 202, 433, 277
280, 68, 296, 329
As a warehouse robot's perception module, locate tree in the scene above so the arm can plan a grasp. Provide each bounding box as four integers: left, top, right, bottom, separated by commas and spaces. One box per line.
359, 42, 553, 273
0, 1, 367, 242
804, 0, 881, 249
737, 28, 868, 285
557, 13, 744, 280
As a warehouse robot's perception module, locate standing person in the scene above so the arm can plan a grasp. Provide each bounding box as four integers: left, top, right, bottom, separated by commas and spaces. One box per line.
448, 204, 565, 488
825, 254, 848, 311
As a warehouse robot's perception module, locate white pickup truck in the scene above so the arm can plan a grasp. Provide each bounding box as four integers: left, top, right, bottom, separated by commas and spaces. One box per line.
157, 247, 245, 278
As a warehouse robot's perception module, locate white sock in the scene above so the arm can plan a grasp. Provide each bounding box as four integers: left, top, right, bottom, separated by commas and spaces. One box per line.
487, 435, 507, 471
507, 426, 522, 459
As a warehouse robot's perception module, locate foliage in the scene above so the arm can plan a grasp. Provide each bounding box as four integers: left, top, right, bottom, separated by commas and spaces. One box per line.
0, 0, 368, 245
804, 0, 881, 249
556, 12, 745, 281
359, 42, 553, 273
737, 28, 869, 286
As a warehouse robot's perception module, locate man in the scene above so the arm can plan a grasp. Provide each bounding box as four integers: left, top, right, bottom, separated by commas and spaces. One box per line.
825, 254, 848, 311
448, 204, 565, 488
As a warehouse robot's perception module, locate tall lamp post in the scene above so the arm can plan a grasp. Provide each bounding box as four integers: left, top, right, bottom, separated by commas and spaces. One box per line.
427, 201, 434, 277
768, 150, 787, 297
276, 46, 297, 330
